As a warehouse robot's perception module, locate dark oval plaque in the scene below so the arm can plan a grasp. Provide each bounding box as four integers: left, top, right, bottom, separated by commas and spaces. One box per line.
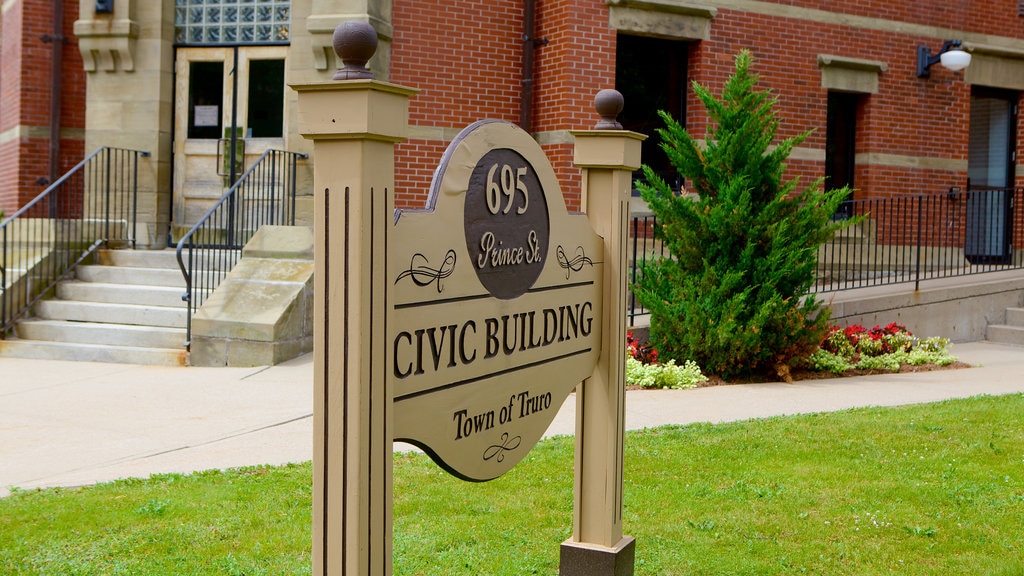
464, 148, 550, 300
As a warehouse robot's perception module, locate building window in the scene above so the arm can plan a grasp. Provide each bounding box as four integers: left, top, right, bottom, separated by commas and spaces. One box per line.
968, 88, 1017, 189
247, 59, 286, 138
965, 87, 1018, 263
187, 61, 224, 139
175, 0, 291, 46
616, 33, 688, 193
825, 91, 859, 219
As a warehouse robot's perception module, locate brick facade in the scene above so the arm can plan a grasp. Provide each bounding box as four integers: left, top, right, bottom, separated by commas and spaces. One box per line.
1, 1, 1021, 227
388, 0, 1022, 212
0, 0, 86, 215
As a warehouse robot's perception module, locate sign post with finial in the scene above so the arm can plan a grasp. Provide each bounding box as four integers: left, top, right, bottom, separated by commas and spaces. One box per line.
296, 26, 642, 573
293, 21, 416, 576
561, 89, 646, 576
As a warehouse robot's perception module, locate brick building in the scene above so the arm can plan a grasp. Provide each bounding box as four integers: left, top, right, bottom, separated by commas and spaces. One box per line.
0, 0, 85, 213
1, 0, 1022, 244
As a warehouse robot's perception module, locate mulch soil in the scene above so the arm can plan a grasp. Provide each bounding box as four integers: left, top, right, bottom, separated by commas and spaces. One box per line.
699, 361, 973, 387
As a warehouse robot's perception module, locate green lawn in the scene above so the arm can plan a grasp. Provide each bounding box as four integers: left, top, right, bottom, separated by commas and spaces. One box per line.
3, 394, 1023, 575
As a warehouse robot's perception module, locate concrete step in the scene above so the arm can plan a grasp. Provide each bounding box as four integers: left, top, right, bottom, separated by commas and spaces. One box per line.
56, 280, 184, 308
33, 300, 187, 329
0, 338, 187, 366
1005, 307, 1024, 327
75, 264, 184, 287
15, 319, 186, 349
94, 248, 181, 270
986, 324, 1024, 346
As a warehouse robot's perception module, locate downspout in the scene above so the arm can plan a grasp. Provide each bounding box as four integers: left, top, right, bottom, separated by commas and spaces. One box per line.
45, 0, 65, 185
520, 0, 547, 133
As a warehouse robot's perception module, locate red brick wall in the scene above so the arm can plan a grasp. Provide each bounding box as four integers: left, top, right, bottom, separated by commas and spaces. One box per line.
0, 0, 86, 215
391, 0, 523, 209
683, 6, 984, 199
784, 0, 1023, 38
390, 0, 616, 211
389, 1, 1019, 211
533, 0, 616, 211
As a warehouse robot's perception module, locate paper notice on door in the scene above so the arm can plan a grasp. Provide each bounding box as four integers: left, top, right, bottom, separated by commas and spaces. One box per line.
194, 105, 219, 127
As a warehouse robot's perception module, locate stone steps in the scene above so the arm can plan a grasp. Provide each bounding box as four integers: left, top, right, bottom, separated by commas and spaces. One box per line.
986, 307, 1024, 346
0, 339, 188, 366
0, 249, 189, 366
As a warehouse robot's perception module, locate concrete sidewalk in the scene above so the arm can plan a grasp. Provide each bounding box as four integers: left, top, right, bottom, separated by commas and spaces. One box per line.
3, 341, 1024, 497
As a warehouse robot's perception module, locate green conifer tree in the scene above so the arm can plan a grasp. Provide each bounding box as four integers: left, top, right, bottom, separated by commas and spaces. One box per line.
634, 50, 852, 381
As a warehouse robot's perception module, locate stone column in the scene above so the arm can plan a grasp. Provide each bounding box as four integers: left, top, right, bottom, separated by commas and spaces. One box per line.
293, 22, 414, 576
561, 90, 645, 576
288, 0, 395, 230
75, 0, 172, 248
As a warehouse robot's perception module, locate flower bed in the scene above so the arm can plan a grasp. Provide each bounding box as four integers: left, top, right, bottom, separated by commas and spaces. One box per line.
626, 332, 708, 389
806, 323, 958, 375
625, 323, 962, 388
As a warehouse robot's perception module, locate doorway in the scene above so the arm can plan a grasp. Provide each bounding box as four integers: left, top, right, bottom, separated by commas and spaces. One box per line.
172, 46, 287, 240
826, 91, 859, 219
965, 87, 1018, 264
615, 33, 688, 193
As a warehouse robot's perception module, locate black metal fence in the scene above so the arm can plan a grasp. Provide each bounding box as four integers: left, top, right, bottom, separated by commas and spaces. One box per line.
627, 213, 667, 326
1, 147, 148, 336
816, 187, 1024, 291
627, 187, 1024, 324
176, 149, 307, 347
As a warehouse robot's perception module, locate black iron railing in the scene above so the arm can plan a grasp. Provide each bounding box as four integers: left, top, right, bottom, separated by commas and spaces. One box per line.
176, 149, 307, 348
1, 147, 148, 336
627, 212, 667, 326
816, 187, 1023, 292
626, 187, 1024, 324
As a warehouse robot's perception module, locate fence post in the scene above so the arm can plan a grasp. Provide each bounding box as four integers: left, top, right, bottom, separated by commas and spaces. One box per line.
294, 22, 415, 576
104, 148, 112, 245
915, 195, 923, 291
561, 90, 646, 576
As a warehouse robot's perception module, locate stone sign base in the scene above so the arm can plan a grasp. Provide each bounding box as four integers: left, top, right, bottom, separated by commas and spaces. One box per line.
560, 536, 636, 576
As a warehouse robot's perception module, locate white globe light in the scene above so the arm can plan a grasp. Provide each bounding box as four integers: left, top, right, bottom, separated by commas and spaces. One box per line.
940, 48, 972, 72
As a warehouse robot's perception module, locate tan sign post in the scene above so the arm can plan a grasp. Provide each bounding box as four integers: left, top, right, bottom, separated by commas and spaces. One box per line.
294, 21, 416, 576
297, 22, 643, 576
561, 92, 646, 575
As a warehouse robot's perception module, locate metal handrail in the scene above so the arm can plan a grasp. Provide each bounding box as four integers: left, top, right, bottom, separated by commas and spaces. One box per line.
175, 148, 307, 348
626, 187, 1024, 324
815, 187, 1024, 292
1, 147, 148, 336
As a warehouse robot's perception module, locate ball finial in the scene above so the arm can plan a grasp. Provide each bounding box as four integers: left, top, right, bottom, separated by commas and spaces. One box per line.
593, 89, 624, 130
332, 21, 378, 80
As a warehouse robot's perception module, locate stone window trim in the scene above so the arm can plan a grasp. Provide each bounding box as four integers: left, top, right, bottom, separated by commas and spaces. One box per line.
607, 0, 716, 42
74, 18, 140, 73
962, 42, 1024, 92
817, 54, 887, 95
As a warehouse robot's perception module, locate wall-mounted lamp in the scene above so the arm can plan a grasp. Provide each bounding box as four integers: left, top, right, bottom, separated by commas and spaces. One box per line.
917, 40, 971, 78
95, 0, 113, 14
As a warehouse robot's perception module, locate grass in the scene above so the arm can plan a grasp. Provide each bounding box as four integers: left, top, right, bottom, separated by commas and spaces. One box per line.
3, 394, 1024, 575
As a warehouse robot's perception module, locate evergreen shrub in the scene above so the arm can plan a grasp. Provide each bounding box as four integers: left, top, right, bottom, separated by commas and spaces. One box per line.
633, 51, 854, 380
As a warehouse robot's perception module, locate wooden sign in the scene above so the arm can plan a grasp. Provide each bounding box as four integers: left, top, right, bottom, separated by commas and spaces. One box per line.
391, 119, 603, 481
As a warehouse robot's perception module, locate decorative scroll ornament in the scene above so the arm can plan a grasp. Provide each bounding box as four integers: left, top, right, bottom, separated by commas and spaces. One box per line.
395, 249, 457, 293
556, 245, 595, 279
482, 433, 522, 463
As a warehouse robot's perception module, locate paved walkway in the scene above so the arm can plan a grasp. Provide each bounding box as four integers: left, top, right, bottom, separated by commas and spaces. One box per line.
3, 341, 1023, 497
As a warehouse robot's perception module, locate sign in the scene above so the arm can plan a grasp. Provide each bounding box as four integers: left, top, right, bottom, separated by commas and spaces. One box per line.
193, 105, 219, 127
391, 120, 603, 481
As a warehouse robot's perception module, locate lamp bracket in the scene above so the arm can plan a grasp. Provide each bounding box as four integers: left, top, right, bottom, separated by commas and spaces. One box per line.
917, 39, 963, 78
